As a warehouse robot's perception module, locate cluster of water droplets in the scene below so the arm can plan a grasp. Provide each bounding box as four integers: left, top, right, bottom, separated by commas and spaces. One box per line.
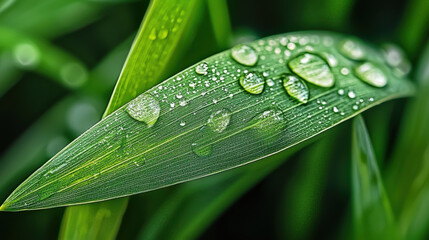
122, 33, 402, 158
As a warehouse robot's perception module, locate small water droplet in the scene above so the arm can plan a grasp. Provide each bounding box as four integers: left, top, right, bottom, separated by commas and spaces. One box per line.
354, 62, 387, 87
195, 62, 209, 75
180, 120, 186, 126
14, 43, 39, 67
149, 28, 157, 40
333, 106, 339, 113
340, 67, 350, 75
381, 43, 411, 76
266, 79, 275, 87
207, 108, 231, 133
126, 94, 160, 127
251, 108, 286, 139
337, 89, 345, 95
192, 142, 212, 157
323, 53, 338, 67
283, 74, 309, 103
339, 38, 365, 60
352, 105, 359, 110
348, 91, 356, 99
239, 72, 265, 94
288, 53, 335, 87
158, 29, 169, 39
231, 44, 258, 66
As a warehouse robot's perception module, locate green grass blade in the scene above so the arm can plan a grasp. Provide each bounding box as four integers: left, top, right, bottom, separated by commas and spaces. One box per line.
207, 0, 232, 50
0, 37, 130, 199
352, 115, 396, 240
60, 0, 204, 239
0, 0, 14, 14
104, 0, 204, 116
0, 26, 89, 89
59, 198, 128, 240
0, 0, 103, 38
388, 40, 429, 240
397, 0, 429, 57
280, 131, 336, 239
1, 32, 414, 211
138, 144, 301, 240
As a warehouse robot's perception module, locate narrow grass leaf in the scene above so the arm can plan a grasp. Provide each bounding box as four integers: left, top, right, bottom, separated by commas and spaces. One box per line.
1, 32, 414, 211
280, 132, 336, 239
352, 115, 396, 240
207, 0, 232, 50
60, 0, 204, 239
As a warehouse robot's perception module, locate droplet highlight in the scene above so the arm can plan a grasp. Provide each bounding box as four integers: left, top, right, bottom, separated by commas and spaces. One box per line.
339, 39, 365, 60
126, 94, 160, 127
195, 62, 208, 75
354, 62, 387, 87
288, 53, 335, 88
283, 74, 309, 103
239, 72, 265, 94
231, 44, 258, 66
207, 109, 231, 133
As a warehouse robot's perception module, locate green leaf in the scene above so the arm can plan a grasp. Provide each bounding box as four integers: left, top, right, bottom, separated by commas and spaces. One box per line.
351, 115, 396, 240
1, 32, 414, 211
0, 0, 14, 14
280, 131, 336, 239
59, 198, 128, 240
59, 0, 205, 239
138, 145, 297, 240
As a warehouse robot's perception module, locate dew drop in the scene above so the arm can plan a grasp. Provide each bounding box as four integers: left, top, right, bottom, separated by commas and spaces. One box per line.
148, 28, 157, 40
192, 142, 212, 157
14, 43, 39, 67
337, 89, 345, 95
381, 43, 411, 76
195, 62, 209, 75
333, 106, 339, 113
239, 72, 265, 94
180, 120, 186, 126
126, 94, 160, 127
282, 74, 309, 103
339, 38, 365, 60
288, 53, 335, 88
207, 108, 231, 133
158, 29, 169, 39
251, 108, 286, 138
354, 62, 387, 87
348, 91, 356, 99
231, 44, 258, 66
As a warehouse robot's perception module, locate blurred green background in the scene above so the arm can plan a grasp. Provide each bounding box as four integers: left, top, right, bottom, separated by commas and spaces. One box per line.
0, 0, 428, 239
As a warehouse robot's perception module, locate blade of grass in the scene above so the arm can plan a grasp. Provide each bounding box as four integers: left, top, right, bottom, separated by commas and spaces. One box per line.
0, 0, 14, 14
280, 131, 337, 239
0, 52, 21, 97
0, 26, 89, 89
0, 0, 104, 38
0, 37, 131, 199
60, 0, 204, 239
396, 0, 429, 57
1, 32, 415, 211
388, 40, 429, 240
137, 140, 308, 240
352, 115, 396, 240
207, 0, 232, 50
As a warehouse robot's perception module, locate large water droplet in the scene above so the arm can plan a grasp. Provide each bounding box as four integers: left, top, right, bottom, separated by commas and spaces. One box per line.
14, 43, 39, 67
195, 62, 208, 75
126, 94, 160, 127
231, 44, 258, 66
239, 72, 265, 94
354, 62, 387, 87
288, 53, 335, 88
283, 74, 309, 103
158, 29, 169, 39
251, 108, 286, 138
339, 39, 365, 60
381, 43, 411, 76
207, 109, 231, 133
191, 142, 212, 157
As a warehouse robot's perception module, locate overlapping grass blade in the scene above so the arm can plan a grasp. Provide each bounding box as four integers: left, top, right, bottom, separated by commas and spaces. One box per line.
389, 40, 429, 240
0, 31, 414, 211
352, 115, 396, 240
138, 145, 299, 240
60, 0, 204, 239
280, 132, 336, 239
207, 0, 232, 50
0, 37, 130, 200
0, 26, 89, 89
